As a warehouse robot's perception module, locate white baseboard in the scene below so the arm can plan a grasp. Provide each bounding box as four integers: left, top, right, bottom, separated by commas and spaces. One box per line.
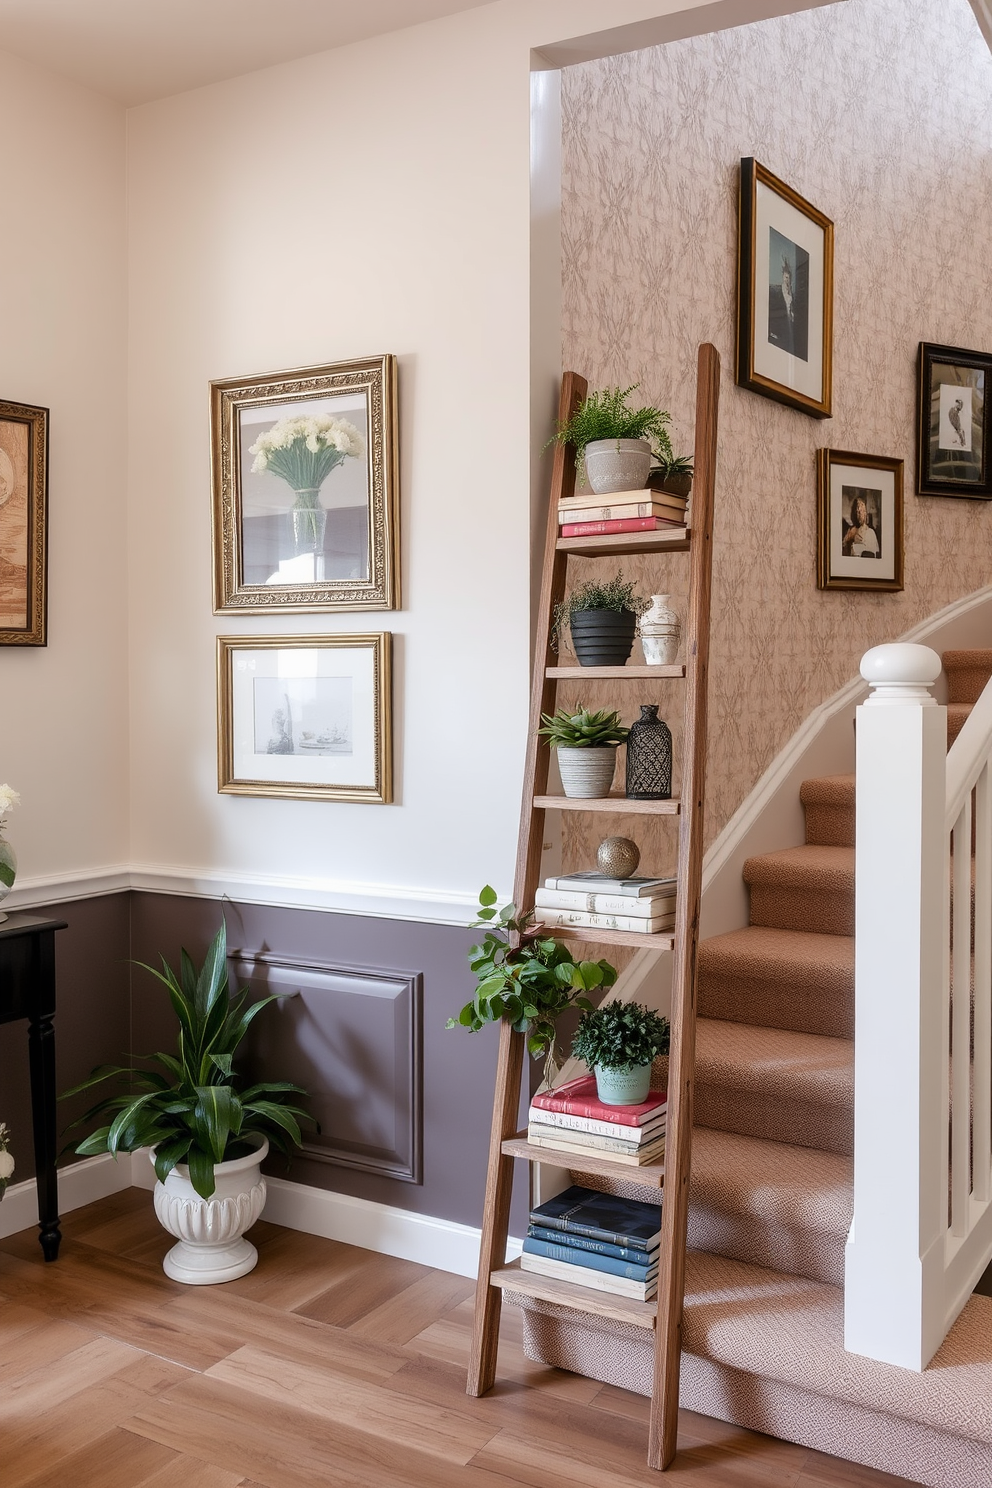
0, 1151, 134, 1240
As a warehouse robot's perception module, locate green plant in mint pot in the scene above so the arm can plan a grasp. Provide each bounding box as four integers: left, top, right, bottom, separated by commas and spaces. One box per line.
552, 570, 648, 668
550, 384, 673, 494
539, 704, 628, 799
571, 999, 670, 1106
447, 886, 618, 1085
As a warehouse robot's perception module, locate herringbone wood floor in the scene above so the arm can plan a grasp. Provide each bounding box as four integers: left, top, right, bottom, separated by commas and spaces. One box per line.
0, 1190, 915, 1488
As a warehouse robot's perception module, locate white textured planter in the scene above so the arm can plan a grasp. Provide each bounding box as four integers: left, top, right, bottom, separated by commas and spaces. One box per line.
152, 1135, 268, 1285
583, 438, 652, 495
557, 746, 617, 798
639, 593, 682, 666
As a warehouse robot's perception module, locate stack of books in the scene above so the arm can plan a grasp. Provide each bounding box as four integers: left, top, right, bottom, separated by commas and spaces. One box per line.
522, 1184, 662, 1300
534, 870, 676, 935
528, 1074, 666, 1167
558, 484, 688, 538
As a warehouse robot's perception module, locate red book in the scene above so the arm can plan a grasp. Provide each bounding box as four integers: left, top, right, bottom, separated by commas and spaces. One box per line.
560, 516, 685, 537
531, 1075, 667, 1126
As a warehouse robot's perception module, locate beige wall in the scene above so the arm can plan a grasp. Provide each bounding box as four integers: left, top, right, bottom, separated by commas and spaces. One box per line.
559, 0, 992, 875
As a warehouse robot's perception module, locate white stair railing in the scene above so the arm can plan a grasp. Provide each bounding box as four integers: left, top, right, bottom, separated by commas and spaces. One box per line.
845, 642, 992, 1370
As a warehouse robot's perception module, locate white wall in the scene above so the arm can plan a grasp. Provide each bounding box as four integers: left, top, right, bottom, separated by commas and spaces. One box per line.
0, 50, 128, 884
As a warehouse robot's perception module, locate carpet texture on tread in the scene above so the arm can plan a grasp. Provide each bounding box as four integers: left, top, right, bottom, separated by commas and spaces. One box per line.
800, 774, 855, 847
697, 925, 854, 1038
948, 702, 973, 747
943, 650, 992, 704
745, 844, 854, 935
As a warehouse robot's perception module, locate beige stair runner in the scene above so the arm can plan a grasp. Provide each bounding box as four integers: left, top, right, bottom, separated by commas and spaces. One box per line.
512, 648, 992, 1488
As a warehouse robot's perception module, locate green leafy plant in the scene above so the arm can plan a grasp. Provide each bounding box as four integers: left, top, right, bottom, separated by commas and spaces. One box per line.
571, 999, 670, 1072
538, 705, 628, 749
653, 453, 694, 480
447, 887, 618, 1080
551, 571, 648, 652
61, 923, 315, 1200
550, 385, 673, 471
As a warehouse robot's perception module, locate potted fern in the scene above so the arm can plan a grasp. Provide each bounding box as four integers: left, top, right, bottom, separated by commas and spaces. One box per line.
551, 385, 673, 494
62, 922, 314, 1285
539, 704, 628, 798
552, 571, 648, 667
571, 999, 670, 1105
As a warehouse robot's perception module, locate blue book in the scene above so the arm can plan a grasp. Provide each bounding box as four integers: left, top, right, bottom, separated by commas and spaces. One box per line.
527, 1224, 658, 1265
530, 1184, 662, 1252
522, 1236, 658, 1281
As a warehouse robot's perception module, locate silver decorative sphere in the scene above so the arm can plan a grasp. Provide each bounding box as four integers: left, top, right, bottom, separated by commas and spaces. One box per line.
597, 836, 640, 878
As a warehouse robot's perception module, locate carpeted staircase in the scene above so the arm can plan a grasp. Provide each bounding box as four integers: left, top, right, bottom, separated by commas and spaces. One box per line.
513, 649, 992, 1488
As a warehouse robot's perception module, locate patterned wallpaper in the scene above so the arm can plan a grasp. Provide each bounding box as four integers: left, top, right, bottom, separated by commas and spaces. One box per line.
558, 0, 992, 876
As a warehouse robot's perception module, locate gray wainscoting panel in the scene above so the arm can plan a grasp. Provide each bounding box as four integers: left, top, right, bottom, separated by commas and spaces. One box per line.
232, 952, 422, 1184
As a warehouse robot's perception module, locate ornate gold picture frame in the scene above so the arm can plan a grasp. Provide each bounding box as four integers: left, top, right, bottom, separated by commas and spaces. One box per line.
0, 399, 48, 646
211, 355, 399, 612
217, 633, 392, 803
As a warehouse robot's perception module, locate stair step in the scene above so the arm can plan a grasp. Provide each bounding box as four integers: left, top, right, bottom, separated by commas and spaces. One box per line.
800, 774, 855, 847
943, 649, 992, 704
744, 844, 854, 936
695, 1017, 853, 1155
698, 925, 854, 1038
689, 1129, 851, 1286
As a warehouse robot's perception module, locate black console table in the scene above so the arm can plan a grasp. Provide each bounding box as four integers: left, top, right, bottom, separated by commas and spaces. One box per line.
0, 912, 66, 1260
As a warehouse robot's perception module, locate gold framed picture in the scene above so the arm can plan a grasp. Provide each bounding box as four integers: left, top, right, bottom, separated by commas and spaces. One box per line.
217, 633, 392, 803
211, 355, 399, 613
817, 449, 904, 593
737, 158, 834, 419
0, 399, 48, 646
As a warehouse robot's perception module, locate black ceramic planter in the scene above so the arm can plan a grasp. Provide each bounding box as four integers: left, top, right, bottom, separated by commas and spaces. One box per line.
570, 608, 637, 667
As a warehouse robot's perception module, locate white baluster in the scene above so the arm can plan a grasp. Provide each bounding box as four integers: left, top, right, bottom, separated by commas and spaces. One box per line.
975, 764, 992, 1206
952, 795, 972, 1235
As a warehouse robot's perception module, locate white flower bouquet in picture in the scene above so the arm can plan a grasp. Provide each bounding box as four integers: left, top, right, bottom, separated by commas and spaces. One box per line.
249, 413, 364, 555
0, 1123, 13, 1199
0, 783, 20, 922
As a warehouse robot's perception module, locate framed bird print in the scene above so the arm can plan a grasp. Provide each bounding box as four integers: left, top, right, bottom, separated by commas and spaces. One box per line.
737, 158, 834, 418
915, 342, 992, 498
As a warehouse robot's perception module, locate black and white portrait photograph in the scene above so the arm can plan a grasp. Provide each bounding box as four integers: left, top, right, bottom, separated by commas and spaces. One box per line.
767, 227, 809, 362
817, 450, 903, 592
917, 344, 991, 498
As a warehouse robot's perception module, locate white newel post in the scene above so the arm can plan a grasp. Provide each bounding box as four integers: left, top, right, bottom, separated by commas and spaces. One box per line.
845, 643, 948, 1370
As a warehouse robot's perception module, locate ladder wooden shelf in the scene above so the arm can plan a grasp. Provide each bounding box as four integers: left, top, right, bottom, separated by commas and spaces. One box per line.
466, 344, 720, 1472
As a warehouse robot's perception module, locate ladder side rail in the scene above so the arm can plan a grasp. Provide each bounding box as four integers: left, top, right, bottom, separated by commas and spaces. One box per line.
649, 342, 721, 1470
467, 371, 586, 1396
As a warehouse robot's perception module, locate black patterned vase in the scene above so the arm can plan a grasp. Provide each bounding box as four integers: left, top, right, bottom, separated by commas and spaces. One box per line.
625, 704, 672, 800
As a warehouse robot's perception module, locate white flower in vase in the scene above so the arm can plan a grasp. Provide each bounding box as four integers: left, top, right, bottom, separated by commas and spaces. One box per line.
249, 414, 365, 546
0, 782, 20, 821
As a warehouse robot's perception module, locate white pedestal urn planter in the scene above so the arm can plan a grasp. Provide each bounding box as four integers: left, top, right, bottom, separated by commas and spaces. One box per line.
152, 1136, 268, 1285
557, 745, 617, 798
583, 438, 652, 495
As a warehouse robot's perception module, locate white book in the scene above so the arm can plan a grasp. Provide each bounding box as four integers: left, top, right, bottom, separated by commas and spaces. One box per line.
544, 873, 676, 898
537, 908, 675, 934
525, 1130, 666, 1166
521, 1252, 658, 1300
527, 1107, 666, 1141
535, 887, 675, 917
558, 487, 686, 509
558, 501, 683, 524
527, 1121, 664, 1154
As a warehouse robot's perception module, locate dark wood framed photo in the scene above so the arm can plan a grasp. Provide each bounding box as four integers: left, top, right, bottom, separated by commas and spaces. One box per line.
817, 449, 903, 592
915, 342, 992, 498
0, 399, 48, 646
737, 158, 834, 419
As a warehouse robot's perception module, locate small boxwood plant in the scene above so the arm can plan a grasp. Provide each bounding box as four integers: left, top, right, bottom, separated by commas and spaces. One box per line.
538, 705, 628, 749
447, 886, 618, 1083
571, 999, 670, 1073
551, 571, 648, 652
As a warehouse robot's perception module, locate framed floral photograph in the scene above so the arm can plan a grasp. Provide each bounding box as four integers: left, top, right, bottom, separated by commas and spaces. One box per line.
817, 449, 904, 593
211, 355, 399, 612
217, 633, 392, 803
737, 158, 834, 418
0, 399, 48, 646
915, 342, 992, 499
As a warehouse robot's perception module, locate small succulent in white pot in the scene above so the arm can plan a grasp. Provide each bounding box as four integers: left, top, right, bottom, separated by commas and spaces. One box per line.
538, 706, 628, 799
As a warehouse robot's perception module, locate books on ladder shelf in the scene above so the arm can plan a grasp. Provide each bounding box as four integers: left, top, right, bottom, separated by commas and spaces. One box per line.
528, 1075, 667, 1167
523, 1183, 663, 1300
535, 872, 677, 936
558, 486, 688, 538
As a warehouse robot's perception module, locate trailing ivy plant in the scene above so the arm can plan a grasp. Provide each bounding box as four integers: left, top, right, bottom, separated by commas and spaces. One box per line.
538, 705, 628, 749
550, 385, 674, 471
61, 922, 315, 1200
447, 886, 618, 1082
551, 571, 648, 652
571, 999, 670, 1073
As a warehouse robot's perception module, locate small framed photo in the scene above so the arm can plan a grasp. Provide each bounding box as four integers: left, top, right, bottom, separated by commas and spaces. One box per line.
0, 399, 48, 646
217, 633, 392, 803
915, 342, 992, 498
817, 449, 904, 593
211, 355, 399, 613
737, 158, 834, 418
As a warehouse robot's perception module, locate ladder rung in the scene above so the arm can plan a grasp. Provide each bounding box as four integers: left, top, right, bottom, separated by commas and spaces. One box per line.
535, 794, 680, 815
501, 1133, 665, 1186
533, 924, 676, 950
556, 529, 691, 557
490, 1259, 658, 1328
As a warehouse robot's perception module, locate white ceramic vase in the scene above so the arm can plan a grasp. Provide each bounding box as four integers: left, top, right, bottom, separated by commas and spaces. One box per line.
582, 438, 652, 495
152, 1135, 268, 1285
639, 594, 682, 666
557, 746, 617, 798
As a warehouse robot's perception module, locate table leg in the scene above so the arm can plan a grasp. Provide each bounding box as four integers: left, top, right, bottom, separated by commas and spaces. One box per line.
28, 1006, 61, 1261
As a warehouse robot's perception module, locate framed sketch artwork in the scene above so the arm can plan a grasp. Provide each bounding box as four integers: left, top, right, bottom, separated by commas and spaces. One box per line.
916, 342, 992, 499
211, 355, 399, 612
737, 159, 834, 418
817, 449, 904, 593
0, 399, 48, 646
